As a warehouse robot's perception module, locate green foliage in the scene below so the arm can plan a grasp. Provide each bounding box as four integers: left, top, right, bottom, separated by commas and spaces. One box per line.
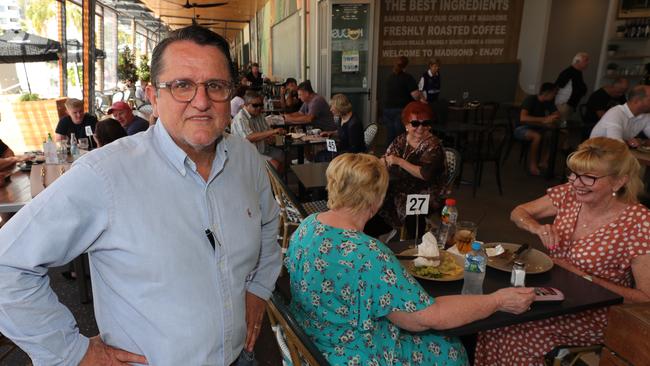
118, 30, 131, 48
19, 93, 40, 101
137, 54, 150, 82
66, 65, 83, 86
117, 46, 138, 83
67, 4, 82, 34
24, 0, 55, 35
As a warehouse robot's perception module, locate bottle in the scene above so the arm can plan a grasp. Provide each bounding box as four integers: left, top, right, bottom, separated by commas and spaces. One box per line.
510, 260, 526, 287
438, 198, 458, 249
70, 133, 79, 158
461, 241, 487, 295
44, 133, 57, 164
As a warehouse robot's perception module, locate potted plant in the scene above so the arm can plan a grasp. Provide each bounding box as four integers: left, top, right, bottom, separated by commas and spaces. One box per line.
117, 46, 138, 85
607, 44, 619, 56
607, 63, 619, 76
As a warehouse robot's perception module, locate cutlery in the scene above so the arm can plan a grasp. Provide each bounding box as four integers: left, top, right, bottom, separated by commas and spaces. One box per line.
505, 243, 530, 265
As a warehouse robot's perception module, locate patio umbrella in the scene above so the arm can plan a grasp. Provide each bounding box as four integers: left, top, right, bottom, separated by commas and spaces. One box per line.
0, 29, 62, 93
0, 29, 61, 64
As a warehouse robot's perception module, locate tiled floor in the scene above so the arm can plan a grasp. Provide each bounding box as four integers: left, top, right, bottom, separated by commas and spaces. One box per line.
0, 138, 622, 365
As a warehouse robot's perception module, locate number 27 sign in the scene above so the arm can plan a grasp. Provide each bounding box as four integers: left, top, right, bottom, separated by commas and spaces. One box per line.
405, 194, 430, 215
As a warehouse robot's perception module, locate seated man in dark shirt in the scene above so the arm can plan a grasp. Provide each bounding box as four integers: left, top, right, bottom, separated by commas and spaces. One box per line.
283, 81, 336, 132
584, 77, 629, 134
279, 78, 302, 113
244, 62, 266, 90
108, 101, 150, 135
55, 98, 98, 145
517, 82, 561, 176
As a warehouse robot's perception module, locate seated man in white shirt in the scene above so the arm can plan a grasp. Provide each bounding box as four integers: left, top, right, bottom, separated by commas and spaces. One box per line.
231, 90, 285, 170
591, 85, 650, 148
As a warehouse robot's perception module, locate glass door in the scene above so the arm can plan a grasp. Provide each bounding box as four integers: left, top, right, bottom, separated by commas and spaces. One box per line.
330, 1, 372, 126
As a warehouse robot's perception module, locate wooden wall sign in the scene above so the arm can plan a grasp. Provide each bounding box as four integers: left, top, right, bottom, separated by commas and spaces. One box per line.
379, 0, 524, 65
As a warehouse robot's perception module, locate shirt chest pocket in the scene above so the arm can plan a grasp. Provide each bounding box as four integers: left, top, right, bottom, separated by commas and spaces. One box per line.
213, 192, 262, 263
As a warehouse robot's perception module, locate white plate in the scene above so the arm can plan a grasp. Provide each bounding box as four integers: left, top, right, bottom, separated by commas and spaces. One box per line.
398, 248, 464, 281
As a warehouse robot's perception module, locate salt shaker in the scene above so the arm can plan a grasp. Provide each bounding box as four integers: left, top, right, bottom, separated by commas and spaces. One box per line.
510, 260, 526, 287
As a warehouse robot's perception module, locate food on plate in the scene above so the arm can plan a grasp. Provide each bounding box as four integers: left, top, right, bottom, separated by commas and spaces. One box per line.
412, 252, 463, 279
413, 232, 440, 267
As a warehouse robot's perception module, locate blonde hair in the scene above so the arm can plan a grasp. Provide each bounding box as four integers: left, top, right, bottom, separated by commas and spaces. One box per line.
567, 137, 643, 204
329, 94, 352, 115
64, 98, 83, 109
326, 153, 389, 215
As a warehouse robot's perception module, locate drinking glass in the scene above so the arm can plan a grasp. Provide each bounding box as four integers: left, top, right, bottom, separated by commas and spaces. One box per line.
57, 141, 68, 163
453, 221, 477, 254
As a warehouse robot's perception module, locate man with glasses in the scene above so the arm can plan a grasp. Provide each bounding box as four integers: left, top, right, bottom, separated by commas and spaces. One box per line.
231, 90, 285, 171
0, 25, 280, 366
591, 85, 650, 148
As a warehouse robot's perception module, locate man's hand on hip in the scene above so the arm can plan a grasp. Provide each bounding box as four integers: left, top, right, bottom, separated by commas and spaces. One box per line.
79, 336, 148, 365
244, 291, 266, 352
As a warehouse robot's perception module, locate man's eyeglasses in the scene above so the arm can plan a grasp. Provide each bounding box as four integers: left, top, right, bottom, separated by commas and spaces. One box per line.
567, 170, 612, 186
155, 79, 233, 103
250, 103, 264, 108
410, 120, 432, 128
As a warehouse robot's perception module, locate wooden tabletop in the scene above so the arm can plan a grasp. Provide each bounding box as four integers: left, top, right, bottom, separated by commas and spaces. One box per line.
388, 240, 623, 336
0, 170, 31, 213
291, 162, 329, 189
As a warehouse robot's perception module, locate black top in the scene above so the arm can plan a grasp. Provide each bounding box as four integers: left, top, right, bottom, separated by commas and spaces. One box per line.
384, 71, 418, 109
585, 88, 627, 125
245, 71, 264, 89
421, 71, 441, 103
124, 116, 150, 135
520, 94, 557, 123
0, 139, 8, 156
555, 66, 587, 108
55, 114, 98, 141
338, 113, 366, 153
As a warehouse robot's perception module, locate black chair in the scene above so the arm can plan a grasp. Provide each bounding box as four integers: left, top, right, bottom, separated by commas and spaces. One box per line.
479, 102, 500, 126
502, 105, 530, 166
460, 125, 505, 197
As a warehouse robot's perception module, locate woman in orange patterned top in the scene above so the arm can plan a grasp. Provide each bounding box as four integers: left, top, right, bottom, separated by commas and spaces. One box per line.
475, 137, 650, 365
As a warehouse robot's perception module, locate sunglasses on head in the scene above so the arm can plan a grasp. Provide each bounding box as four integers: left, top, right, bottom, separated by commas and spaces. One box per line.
410, 120, 432, 128
250, 103, 264, 108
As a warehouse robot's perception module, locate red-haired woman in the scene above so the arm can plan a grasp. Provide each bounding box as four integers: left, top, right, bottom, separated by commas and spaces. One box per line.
367, 101, 447, 240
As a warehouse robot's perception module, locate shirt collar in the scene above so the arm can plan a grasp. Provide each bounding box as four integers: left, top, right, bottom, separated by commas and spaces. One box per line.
153, 118, 228, 177
622, 103, 635, 118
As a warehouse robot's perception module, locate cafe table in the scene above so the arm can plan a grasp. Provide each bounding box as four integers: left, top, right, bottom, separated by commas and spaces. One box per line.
387, 240, 623, 337
0, 170, 31, 214
290, 161, 329, 200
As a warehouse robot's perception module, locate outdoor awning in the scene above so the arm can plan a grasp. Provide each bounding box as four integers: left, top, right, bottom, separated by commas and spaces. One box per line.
0, 29, 61, 64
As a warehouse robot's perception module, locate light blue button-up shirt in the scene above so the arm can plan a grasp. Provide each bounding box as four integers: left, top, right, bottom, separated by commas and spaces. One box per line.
0, 122, 281, 365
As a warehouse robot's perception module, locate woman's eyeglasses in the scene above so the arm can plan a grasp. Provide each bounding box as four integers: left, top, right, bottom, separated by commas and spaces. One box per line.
566, 170, 612, 186
155, 79, 233, 103
410, 120, 432, 128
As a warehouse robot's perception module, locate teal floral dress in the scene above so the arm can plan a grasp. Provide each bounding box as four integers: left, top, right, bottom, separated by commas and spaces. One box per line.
285, 214, 468, 365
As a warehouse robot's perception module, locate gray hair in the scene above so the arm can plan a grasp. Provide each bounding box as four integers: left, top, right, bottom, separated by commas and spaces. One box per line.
150, 25, 235, 85
244, 90, 262, 104
572, 52, 589, 65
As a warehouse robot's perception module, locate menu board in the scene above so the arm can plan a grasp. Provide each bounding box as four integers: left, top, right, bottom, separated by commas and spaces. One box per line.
378, 0, 524, 65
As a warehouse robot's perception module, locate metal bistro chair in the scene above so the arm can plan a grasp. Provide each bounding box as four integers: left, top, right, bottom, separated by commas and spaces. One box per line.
443, 147, 461, 196
364, 122, 378, 151
503, 105, 530, 166
265, 162, 327, 254
267, 291, 330, 366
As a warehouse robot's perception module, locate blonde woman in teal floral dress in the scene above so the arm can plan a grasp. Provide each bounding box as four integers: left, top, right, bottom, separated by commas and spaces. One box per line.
285, 153, 535, 365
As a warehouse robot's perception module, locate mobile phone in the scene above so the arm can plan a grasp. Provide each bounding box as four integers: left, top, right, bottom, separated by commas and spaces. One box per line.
534, 287, 565, 302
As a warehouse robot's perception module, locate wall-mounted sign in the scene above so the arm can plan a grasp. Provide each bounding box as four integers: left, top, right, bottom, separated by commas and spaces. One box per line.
342, 50, 360, 72
378, 0, 524, 65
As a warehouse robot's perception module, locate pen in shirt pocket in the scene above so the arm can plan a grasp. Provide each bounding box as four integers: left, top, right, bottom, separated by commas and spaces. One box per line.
205, 229, 218, 249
